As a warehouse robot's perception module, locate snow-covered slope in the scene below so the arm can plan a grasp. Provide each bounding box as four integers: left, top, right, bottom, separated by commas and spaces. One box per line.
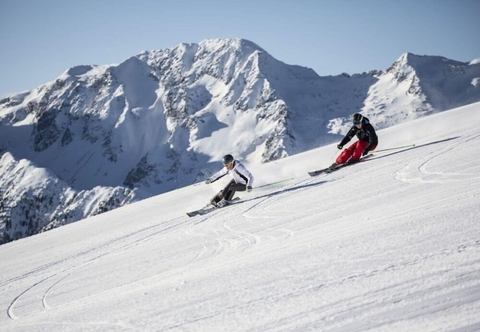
1, 38, 480, 244
1, 101, 479, 331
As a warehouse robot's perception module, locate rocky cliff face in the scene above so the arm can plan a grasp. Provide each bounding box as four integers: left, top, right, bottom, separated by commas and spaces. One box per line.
0, 152, 138, 244
1, 38, 479, 244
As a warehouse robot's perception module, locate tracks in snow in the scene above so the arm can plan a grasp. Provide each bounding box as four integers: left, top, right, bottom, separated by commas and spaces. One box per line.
1, 216, 190, 321
395, 132, 480, 184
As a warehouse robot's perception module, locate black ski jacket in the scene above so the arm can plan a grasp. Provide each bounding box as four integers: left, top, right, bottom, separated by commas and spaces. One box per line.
339, 116, 378, 152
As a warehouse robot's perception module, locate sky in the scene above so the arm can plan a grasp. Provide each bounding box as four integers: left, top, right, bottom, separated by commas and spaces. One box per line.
1, 0, 479, 98
1, 101, 479, 331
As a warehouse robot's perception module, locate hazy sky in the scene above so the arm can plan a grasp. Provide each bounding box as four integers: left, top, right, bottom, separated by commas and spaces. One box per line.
1, 0, 479, 98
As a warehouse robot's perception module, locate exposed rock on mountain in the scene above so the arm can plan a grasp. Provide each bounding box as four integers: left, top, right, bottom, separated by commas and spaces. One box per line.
1, 38, 479, 244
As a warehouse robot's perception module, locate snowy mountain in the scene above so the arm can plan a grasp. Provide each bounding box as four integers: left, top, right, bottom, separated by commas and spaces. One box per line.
357, 53, 480, 129
0, 152, 138, 244
1, 101, 479, 331
1, 38, 480, 244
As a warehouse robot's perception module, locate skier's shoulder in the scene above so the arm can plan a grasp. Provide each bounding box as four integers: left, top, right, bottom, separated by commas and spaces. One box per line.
360, 116, 374, 129
233, 160, 252, 174
366, 122, 377, 133
363, 116, 374, 127
233, 160, 245, 170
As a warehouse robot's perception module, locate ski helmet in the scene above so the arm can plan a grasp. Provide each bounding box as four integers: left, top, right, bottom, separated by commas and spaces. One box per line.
353, 113, 363, 125
223, 154, 234, 165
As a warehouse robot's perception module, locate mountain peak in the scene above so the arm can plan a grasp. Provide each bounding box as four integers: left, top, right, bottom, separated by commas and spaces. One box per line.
198, 38, 265, 53
2, 41, 480, 244
394, 52, 468, 69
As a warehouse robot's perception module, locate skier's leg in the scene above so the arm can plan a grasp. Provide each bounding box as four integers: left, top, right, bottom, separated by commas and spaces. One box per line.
210, 180, 235, 204
336, 144, 356, 164
210, 191, 223, 205
220, 180, 236, 201
352, 141, 369, 160
224, 182, 246, 200
224, 189, 234, 201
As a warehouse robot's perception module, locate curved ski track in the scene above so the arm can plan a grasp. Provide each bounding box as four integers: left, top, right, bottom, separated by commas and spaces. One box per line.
394, 131, 480, 184
2, 215, 191, 321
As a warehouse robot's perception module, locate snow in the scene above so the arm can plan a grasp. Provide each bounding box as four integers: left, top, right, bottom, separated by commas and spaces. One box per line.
470, 58, 480, 65
1, 101, 480, 331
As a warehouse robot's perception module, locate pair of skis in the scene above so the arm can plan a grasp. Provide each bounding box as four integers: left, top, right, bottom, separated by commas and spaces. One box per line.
186, 197, 241, 217
308, 154, 374, 177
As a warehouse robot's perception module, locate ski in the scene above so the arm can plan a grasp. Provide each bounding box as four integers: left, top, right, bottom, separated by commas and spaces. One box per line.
308, 167, 335, 177
186, 205, 214, 217
308, 154, 374, 177
187, 197, 241, 217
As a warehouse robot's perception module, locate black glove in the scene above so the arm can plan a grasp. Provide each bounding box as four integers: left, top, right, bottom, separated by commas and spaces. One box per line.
247, 186, 252, 193
362, 149, 369, 156
337, 144, 343, 150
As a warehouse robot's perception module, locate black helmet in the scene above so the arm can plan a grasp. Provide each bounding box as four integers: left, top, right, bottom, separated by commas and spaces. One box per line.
352, 113, 363, 125
222, 154, 234, 165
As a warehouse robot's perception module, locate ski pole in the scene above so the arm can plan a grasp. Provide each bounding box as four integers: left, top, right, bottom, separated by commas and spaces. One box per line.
372, 144, 415, 153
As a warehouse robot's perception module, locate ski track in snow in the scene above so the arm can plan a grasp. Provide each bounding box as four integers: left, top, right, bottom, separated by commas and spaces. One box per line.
395, 131, 480, 184
184, 185, 301, 256
3, 216, 192, 321
6, 188, 307, 323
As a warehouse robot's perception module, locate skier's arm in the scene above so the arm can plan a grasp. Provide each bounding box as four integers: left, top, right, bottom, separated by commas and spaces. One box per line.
243, 168, 254, 188
364, 124, 378, 152
236, 164, 254, 187
209, 167, 228, 183
339, 126, 356, 147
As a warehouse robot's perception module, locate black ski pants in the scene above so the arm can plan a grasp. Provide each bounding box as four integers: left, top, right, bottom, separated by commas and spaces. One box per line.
211, 180, 247, 204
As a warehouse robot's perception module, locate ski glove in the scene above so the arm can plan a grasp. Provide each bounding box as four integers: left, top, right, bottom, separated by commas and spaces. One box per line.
247, 186, 253, 192
362, 150, 369, 156
205, 179, 211, 184
337, 144, 343, 150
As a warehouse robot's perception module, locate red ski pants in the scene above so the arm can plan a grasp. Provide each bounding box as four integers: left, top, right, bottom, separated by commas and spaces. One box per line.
336, 140, 376, 164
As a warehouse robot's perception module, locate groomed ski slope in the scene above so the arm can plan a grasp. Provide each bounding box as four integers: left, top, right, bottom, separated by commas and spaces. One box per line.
1, 102, 479, 332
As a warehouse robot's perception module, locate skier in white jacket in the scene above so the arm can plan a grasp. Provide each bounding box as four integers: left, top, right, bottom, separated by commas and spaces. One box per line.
205, 154, 254, 207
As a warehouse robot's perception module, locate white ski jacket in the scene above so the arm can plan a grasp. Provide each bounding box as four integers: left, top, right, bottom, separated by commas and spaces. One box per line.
209, 160, 254, 187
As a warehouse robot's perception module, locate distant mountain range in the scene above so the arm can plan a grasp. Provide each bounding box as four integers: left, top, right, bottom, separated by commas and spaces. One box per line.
1, 38, 479, 244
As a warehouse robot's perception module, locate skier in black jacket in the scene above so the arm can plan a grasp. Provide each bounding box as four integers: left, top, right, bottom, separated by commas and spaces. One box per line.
331, 113, 378, 168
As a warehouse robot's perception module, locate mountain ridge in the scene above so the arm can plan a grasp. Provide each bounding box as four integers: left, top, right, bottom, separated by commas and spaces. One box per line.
1, 37, 479, 244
